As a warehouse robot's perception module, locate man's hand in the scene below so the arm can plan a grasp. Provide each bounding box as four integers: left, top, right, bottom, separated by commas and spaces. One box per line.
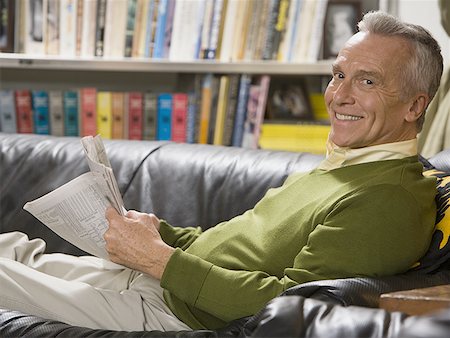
104, 208, 174, 280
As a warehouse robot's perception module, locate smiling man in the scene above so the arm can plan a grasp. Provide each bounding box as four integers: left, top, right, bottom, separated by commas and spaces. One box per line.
0, 11, 445, 333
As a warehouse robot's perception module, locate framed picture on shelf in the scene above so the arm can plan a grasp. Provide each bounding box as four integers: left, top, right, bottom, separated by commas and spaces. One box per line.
323, 0, 361, 59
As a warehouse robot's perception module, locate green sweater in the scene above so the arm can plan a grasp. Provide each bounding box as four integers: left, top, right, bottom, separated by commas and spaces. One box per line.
159, 157, 436, 330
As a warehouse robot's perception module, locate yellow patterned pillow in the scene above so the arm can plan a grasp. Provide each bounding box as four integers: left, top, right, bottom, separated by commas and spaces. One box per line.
411, 169, 450, 272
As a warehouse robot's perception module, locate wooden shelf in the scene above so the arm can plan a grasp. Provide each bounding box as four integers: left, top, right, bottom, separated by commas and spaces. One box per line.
0, 53, 333, 75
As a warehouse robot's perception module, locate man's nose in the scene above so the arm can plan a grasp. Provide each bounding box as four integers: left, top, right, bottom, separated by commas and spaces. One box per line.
333, 80, 355, 105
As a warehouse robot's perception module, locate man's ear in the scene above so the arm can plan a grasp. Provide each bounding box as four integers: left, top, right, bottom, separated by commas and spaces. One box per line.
405, 93, 429, 122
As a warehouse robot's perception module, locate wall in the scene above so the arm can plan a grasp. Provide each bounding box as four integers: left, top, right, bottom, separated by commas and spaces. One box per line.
397, 0, 450, 69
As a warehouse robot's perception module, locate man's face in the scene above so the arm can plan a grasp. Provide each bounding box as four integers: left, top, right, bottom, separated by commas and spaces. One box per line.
324, 32, 418, 148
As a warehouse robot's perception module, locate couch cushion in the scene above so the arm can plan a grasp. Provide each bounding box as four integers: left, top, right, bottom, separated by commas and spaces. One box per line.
412, 169, 450, 273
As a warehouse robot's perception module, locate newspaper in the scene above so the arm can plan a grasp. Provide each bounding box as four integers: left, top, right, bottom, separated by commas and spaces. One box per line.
23, 135, 125, 259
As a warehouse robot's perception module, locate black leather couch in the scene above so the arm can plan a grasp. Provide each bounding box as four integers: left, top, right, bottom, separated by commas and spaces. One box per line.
1, 132, 450, 337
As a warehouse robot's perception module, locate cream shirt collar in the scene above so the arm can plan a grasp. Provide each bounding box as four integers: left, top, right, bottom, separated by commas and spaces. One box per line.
317, 138, 418, 171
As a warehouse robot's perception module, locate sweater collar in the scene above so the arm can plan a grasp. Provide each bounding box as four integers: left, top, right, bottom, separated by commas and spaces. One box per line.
317, 138, 418, 171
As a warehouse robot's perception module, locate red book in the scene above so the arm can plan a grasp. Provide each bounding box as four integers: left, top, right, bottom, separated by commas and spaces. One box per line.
171, 93, 188, 142
79, 88, 97, 136
14, 90, 33, 133
127, 92, 143, 140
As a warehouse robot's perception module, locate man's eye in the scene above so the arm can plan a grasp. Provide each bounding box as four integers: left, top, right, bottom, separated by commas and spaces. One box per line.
333, 73, 344, 80
363, 79, 374, 85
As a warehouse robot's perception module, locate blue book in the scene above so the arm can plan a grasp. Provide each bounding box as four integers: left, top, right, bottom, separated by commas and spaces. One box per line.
185, 92, 197, 144
156, 93, 172, 140
0, 90, 17, 133
63, 91, 79, 136
31, 90, 50, 135
153, 0, 168, 58
231, 75, 252, 147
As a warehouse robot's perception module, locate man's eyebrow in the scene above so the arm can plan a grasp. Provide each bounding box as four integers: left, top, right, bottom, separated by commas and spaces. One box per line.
354, 70, 382, 80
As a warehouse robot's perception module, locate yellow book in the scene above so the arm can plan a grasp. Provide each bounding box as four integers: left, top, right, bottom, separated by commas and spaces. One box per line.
111, 92, 125, 139
259, 123, 330, 154
97, 92, 113, 139
213, 76, 230, 145
198, 74, 215, 144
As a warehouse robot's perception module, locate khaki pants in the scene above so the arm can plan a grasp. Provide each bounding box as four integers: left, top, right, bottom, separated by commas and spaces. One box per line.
0, 232, 191, 331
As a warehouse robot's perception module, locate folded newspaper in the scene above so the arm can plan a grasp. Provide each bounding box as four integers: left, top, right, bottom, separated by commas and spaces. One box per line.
23, 135, 125, 259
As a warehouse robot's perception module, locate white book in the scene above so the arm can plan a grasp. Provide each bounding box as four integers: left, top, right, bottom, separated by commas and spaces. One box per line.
278, 0, 301, 62
293, 0, 316, 62
103, 0, 128, 57
49, 90, 65, 136
169, 0, 206, 61
80, 0, 97, 57
59, 0, 78, 56
218, 0, 239, 62
24, 0, 48, 55
23, 135, 125, 260
307, 0, 328, 62
0, 90, 17, 133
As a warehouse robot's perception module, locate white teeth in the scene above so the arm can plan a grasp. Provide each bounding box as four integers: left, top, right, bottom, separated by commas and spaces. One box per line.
336, 113, 362, 121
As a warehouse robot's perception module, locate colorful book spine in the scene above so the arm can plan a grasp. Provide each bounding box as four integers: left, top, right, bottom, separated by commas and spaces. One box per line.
198, 73, 214, 144
156, 93, 172, 140
15, 90, 34, 134
222, 74, 240, 146
231, 74, 251, 147
31, 90, 50, 135
213, 75, 230, 145
94, 0, 107, 57
79, 87, 97, 136
171, 92, 188, 142
48, 90, 64, 136
63, 91, 79, 136
96, 91, 113, 139
152, 0, 168, 58
143, 92, 157, 140
0, 90, 17, 133
111, 92, 125, 139
124, 0, 137, 57
127, 92, 143, 140
203, 0, 224, 59
242, 75, 270, 149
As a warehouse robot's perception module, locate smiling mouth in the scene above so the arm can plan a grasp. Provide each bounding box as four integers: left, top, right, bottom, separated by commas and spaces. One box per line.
336, 113, 363, 121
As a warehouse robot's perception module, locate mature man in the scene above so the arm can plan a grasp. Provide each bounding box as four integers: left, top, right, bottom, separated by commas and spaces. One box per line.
0, 11, 444, 332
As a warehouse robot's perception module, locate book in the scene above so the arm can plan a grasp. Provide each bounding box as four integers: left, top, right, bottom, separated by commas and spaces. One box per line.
278, 0, 302, 62
242, 75, 271, 149
75, 0, 83, 56
261, 0, 280, 60
152, 0, 167, 58
222, 74, 240, 146
63, 90, 79, 136
45, 0, 60, 55
259, 122, 330, 154
231, 74, 251, 147
48, 90, 64, 136
203, 0, 225, 60
15, 90, 34, 133
127, 92, 143, 140
218, 0, 237, 62
270, 0, 289, 60
24, 135, 125, 260
79, 87, 97, 136
80, 0, 97, 57
199, 0, 214, 59
111, 92, 125, 139
103, 0, 127, 57
0, 90, 17, 133
306, 0, 328, 62
230, 0, 251, 61
31, 90, 50, 135
96, 91, 113, 139
144, 0, 159, 58
59, 0, 78, 57
171, 92, 188, 143
156, 93, 172, 140
198, 74, 215, 143
130, 0, 145, 57
0, 0, 15, 52
213, 75, 230, 145
169, 0, 205, 61
94, 0, 107, 57
293, 0, 317, 62
23, 0, 47, 55
162, 0, 175, 59
243, 0, 262, 61
142, 92, 157, 140
124, 0, 137, 57
186, 74, 202, 143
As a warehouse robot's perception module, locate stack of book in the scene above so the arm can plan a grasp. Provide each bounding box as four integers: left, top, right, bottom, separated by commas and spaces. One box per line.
1, 0, 330, 63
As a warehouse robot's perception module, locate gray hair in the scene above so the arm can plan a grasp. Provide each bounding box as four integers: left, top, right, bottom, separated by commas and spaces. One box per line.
358, 11, 443, 130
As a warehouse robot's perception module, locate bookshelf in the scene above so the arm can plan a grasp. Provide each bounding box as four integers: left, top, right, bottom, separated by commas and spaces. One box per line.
0, 0, 381, 153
